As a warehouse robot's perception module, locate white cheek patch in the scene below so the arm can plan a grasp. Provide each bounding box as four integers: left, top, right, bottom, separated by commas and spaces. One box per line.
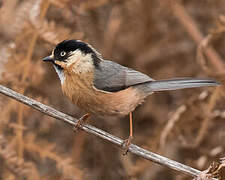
53, 65, 66, 84
67, 50, 94, 74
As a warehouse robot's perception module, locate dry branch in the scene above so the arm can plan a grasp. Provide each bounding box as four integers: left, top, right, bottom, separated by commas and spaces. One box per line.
0, 84, 217, 179
169, 0, 225, 73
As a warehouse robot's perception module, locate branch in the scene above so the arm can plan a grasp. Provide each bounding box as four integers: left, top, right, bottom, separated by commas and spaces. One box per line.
168, 0, 225, 73
0, 84, 211, 178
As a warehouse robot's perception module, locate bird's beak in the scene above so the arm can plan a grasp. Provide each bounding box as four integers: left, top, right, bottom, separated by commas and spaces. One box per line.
42, 55, 54, 62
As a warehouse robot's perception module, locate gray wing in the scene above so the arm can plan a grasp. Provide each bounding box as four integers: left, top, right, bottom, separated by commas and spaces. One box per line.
94, 60, 154, 92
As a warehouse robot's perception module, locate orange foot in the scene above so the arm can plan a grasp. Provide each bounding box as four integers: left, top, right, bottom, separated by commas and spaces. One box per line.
122, 136, 133, 155
73, 113, 90, 131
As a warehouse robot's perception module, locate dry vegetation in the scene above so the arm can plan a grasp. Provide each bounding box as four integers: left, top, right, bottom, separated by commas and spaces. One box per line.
0, 0, 225, 179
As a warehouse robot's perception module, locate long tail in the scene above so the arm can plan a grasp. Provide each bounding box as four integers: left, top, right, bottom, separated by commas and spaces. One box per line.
147, 78, 219, 92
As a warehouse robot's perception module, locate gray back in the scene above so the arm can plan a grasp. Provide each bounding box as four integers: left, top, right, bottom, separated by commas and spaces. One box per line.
94, 60, 154, 92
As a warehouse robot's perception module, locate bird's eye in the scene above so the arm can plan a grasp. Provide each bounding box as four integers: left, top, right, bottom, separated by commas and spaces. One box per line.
60, 51, 66, 57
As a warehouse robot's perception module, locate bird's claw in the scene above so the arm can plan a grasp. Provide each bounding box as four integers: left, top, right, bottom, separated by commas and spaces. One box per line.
122, 136, 133, 155
73, 113, 90, 132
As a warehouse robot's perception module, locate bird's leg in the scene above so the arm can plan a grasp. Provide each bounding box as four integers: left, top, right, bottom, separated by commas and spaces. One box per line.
73, 113, 90, 131
122, 112, 133, 155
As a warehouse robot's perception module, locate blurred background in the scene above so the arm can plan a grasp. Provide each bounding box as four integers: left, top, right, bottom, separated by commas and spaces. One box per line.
0, 0, 224, 179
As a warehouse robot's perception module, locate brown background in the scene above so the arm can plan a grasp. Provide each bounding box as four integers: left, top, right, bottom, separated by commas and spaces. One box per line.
0, 0, 225, 179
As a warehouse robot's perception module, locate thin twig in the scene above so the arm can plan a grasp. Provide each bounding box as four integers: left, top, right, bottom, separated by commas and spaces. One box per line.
160, 105, 187, 148
189, 88, 220, 148
169, 0, 225, 73
0, 84, 215, 178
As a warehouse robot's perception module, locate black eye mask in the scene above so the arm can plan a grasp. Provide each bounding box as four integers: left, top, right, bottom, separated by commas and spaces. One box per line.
53, 50, 69, 62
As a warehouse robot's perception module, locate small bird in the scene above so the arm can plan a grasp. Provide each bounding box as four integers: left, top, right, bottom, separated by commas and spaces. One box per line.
43, 39, 219, 154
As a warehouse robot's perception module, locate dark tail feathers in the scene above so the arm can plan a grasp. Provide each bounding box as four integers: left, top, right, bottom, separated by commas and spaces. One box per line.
147, 78, 219, 92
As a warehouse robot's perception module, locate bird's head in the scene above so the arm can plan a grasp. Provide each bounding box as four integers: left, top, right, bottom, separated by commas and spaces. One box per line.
43, 39, 102, 83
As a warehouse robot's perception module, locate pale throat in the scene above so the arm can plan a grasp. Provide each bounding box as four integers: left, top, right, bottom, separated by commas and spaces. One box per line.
53, 50, 96, 84
53, 64, 65, 84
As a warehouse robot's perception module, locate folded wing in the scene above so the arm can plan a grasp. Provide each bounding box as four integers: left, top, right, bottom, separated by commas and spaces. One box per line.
93, 60, 154, 92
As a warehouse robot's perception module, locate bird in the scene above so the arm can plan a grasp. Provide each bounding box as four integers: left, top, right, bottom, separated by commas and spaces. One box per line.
42, 39, 219, 154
